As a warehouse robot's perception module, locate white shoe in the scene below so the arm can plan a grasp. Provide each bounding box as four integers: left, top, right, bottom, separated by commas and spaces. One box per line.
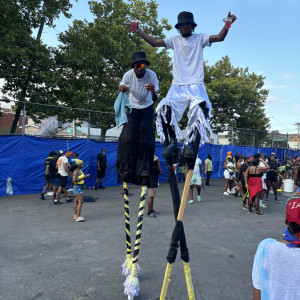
47, 192, 54, 196
197, 196, 201, 202
76, 216, 85, 222
231, 189, 236, 193
188, 200, 194, 204
224, 192, 230, 195
67, 188, 73, 192
260, 204, 267, 208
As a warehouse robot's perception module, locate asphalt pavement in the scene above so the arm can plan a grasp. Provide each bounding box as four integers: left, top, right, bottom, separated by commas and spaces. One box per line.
0, 178, 291, 300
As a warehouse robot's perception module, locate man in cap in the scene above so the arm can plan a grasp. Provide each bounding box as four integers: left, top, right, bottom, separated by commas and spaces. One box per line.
252, 198, 300, 299
54, 151, 73, 204
117, 51, 159, 185
126, 11, 237, 160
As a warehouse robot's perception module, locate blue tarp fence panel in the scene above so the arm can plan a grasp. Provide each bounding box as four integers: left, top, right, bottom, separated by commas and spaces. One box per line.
0, 135, 299, 196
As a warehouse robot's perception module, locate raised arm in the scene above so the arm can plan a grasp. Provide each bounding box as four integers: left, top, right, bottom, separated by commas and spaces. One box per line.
126, 22, 166, 48
209, 11, 237, 43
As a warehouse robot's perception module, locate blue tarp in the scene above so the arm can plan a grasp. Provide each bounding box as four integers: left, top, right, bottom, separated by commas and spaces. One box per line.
0, 135, 299, 196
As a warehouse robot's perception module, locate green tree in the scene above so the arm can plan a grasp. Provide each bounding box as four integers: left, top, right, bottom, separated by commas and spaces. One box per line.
204, 56, 270, 146
0, 0, 75, 133
55, 0, 172, 138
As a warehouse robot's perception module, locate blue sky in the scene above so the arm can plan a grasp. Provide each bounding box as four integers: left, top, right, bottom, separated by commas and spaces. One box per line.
41, 0, 300, 134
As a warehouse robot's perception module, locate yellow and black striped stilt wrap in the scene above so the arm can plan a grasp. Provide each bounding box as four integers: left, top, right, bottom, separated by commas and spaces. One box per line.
124, 185, 147, 297
132, 185, 147, 271
123, 182, 132, 272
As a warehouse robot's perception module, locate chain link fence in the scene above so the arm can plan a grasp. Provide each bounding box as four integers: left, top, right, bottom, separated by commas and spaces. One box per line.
0, 99, 118, 141
1, 99, 299, 150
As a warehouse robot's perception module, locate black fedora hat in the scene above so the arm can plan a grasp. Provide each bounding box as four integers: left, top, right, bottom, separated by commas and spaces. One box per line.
131, 51, 150, 67
175, 11, 197, 29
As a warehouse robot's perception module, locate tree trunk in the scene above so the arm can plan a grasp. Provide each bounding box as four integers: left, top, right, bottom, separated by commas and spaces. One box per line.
100, 128, 107, 140
10, 19, 45, 133
10, 103, 23, 133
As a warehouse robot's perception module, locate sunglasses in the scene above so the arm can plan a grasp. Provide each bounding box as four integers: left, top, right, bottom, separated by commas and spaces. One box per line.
178, 22, 192, 28
135, 63, 145, 69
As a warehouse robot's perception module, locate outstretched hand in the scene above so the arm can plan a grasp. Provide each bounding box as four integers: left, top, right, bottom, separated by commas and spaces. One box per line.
125, 21, 139, 32
226, 11, 237, 24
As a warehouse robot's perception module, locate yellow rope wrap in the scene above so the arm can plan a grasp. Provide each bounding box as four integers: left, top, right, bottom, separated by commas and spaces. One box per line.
183, 261, 195, 300
160, 263, 173, 300
123, 182, 131, 256
132, 185, 147, 265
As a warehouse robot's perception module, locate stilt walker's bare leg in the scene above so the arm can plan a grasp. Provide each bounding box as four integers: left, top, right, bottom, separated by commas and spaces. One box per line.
122, 182, 132, 276
124, 185, 147, 298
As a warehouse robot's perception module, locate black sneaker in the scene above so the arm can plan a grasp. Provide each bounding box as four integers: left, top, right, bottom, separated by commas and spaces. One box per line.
163, 138, 179, 158
54, 200, 63, 205
183, 144, 195, 159
150, 210, 160, 215
40, 194, 46, 200
66, 198, 72, 202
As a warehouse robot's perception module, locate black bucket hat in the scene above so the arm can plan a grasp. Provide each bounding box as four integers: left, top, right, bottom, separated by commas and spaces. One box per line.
131, 51, 150, 68
175, 11, 197, 29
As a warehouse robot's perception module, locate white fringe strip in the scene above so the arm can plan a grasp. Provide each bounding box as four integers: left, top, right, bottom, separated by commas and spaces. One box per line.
185, 105, 214, 145
156, 103, 182, 143
124, 274, 140, 297
121, 256, 141, 276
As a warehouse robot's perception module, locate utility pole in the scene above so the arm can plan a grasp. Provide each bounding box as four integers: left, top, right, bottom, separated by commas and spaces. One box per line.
295, 123, 300, 151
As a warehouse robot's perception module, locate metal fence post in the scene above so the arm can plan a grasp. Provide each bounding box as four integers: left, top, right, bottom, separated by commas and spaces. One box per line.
88, 112, 91, 139
22, 102, 26, 135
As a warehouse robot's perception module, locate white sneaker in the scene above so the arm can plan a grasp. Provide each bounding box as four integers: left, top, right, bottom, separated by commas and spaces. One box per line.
260, 204, 267, 208
231, 189, 236, 193
227, 189, 231, 194
188, 200, 194, 204
67, 188, 73, 192
197, 196, 201, 202
47, 192, 54, 196
76, 216, 85, 222
224, 192, 230, 195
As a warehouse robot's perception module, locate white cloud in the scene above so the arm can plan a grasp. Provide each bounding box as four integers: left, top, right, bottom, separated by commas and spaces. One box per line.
264, 80, 300, 89
266, 96, 292, 104
282, 73, 295, 79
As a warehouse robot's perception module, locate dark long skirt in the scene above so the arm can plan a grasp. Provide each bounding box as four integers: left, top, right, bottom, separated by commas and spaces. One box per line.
117, 105, 155, 185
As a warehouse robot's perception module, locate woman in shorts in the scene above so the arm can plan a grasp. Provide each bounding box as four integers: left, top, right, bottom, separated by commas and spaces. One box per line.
72, 159, 90, 222
223, 156, 235, 195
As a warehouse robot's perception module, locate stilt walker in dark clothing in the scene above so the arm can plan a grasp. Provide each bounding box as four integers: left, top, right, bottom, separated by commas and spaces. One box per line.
115, 51, 159, 299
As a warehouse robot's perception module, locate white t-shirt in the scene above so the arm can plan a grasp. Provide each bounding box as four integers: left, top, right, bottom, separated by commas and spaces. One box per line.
164, 33, 211, 85
252, 238, 300, 300
193, 157, 202, 175
57, 156, 69, 176
120, 69, 159, 109
259, 161, 267, 179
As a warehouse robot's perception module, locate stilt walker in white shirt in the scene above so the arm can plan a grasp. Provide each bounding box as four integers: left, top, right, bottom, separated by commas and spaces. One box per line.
126, 11, 237, 299
116, 51, 159, 299
127, 11, 237, 160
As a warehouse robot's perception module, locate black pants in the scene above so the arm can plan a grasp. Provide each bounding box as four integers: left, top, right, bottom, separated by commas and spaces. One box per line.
206, 171, 212, 186
117, 105, 155, 185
